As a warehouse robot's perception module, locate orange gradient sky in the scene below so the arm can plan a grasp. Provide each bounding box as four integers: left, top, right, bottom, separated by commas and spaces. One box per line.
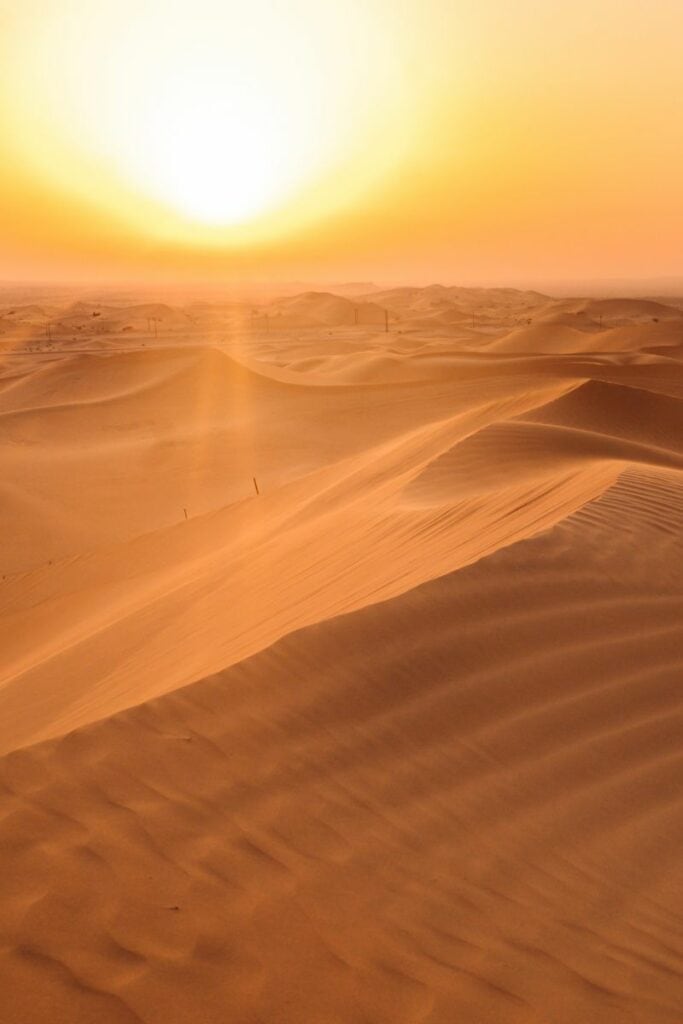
1, 0, 682, 286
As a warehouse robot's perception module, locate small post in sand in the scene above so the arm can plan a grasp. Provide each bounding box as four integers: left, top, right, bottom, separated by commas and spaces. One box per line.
183, 507, 188, 521
253, 477, 260, 496
384, 308, 389, 333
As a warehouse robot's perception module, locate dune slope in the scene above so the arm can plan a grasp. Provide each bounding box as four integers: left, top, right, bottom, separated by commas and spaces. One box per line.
1, 465, 682, 1023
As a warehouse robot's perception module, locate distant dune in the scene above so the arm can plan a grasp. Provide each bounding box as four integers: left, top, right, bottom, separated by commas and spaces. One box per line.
540, 296, 683, 323
1, 286, 682, 1023
261, 290, 387, 328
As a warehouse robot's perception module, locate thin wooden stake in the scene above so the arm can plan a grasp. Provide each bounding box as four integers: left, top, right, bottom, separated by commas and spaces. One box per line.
253, 477, 260, 496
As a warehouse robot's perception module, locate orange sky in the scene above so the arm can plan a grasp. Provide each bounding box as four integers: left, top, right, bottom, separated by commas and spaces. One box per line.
1, 0, 682, 286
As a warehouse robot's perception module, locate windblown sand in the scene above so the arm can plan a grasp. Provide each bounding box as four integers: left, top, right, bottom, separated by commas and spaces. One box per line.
1, 286, 682, 1022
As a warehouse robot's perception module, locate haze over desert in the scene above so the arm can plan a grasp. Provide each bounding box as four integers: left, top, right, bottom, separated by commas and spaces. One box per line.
2, 0, 683, 1021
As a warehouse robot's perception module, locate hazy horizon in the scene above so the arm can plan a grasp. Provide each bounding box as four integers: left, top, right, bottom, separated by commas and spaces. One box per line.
3, 275, 683, 304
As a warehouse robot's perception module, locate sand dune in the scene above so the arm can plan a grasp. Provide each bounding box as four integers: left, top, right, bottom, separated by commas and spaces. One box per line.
488, 318, 683, 355
260, 290, 387, 328
539, 296, 683, 324
1, 468, 682, 1024
1, 288, 682, 1022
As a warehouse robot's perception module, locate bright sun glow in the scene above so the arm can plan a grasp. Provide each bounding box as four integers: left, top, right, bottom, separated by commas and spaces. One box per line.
4, 0, 413, 236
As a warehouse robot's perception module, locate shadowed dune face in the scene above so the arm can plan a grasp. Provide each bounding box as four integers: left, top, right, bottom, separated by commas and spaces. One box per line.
1, 288, 683, 1022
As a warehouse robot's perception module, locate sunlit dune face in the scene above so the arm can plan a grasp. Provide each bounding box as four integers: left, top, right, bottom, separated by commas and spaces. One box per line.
4, 0, 413, 238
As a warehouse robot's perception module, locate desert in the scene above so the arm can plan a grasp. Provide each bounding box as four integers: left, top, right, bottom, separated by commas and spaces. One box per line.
1, 283, 682, 1022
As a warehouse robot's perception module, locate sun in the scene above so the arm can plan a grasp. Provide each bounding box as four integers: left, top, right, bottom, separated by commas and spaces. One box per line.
3, 0, 414, 237
142, 73, 296, 226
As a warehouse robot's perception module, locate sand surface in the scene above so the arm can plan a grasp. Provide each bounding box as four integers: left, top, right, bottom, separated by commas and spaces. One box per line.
1, 286, 682, 1022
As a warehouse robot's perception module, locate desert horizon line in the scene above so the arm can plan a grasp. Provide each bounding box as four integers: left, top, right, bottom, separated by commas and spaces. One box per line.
2, 274, 683, 299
